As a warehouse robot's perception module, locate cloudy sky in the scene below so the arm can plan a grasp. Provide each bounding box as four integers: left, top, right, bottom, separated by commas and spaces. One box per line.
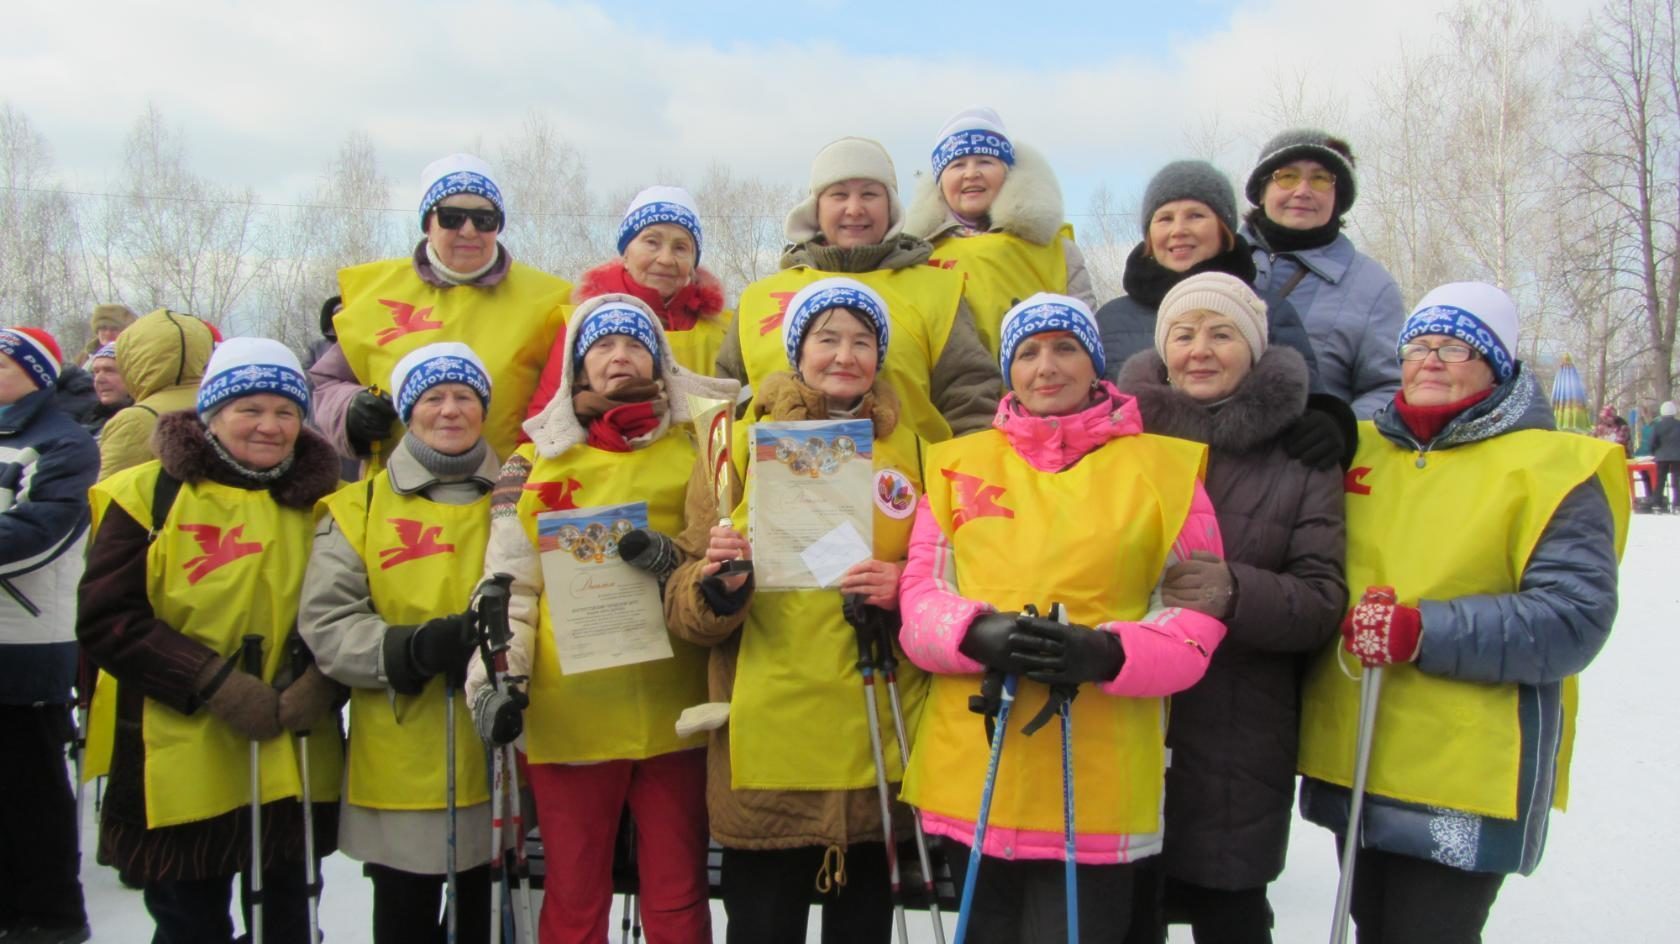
5, 0, 1601, 225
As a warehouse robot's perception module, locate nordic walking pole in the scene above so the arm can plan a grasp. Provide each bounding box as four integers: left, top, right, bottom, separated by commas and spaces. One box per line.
502, 743, 537, 942
1329, 665, 1385, 944
287, 636, 322, 944
845, 594, 910, 944
240, 634, 267, 944
1049, 603, 1079, 944
446, 673, 459, 944
486, 744, 506, 944
470, 573, 522, 944
871, 607, 947, 944
953, 666, 1017, 944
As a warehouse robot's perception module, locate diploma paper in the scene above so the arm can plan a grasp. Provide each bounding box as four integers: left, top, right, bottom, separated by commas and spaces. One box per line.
537, 502, 674, 674
748, 419, 874, 589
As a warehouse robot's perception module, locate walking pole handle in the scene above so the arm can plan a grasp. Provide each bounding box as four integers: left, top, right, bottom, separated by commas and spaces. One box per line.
287, 634, 313, 737
241, 634, 264, 678
843, 593, 877, 674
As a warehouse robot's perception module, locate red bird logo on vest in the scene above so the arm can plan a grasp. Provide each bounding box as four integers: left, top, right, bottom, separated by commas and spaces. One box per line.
1345, 466, 1374, 496
942, 469, 1014, 530
378, 518, 456, 570
758, 292, 798, 336
926, 258, 958, 270
178, 524, 263, 584
374, 300, 445, 346
525, 478, 582, 511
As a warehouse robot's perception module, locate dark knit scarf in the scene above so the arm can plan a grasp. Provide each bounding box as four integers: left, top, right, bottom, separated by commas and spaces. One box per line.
1394, 387, 1495, 445
573, 378, 667, 452
1246, 208, 1343, 254
1120, 238, 1260, 309
802, 240, 898, 274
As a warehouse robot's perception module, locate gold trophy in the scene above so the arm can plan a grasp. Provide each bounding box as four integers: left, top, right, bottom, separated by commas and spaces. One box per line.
685, 393, 752, 576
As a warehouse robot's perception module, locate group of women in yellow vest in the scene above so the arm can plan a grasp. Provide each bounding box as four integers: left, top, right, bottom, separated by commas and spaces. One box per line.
71, 106, 1626, 944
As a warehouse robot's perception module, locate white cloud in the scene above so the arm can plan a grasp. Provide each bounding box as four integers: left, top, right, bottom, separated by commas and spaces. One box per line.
6, 0, 1602, 215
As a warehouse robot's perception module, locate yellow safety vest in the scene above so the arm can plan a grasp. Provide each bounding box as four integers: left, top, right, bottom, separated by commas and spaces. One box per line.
321, 476, 490, 810
335, 258, 572, 461
512, 435, 710, 764
900, 429, 1207, 836
728, 417, 929, 790
736, 266, 964, 444
89, 463, 343, 829
929, 225, 1074, 358
1298, 425, 1629, 818
667, 312, 732, 378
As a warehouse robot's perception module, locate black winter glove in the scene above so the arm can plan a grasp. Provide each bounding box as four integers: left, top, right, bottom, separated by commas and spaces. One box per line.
411, 614, 477, 687
958, 612, 1027, 673
385, 615, 475, 694
346, 388, 398, 456
619, 528, 681, 582
1009, 616, 1125, 686
1281, 407, 1344, 470
1283, 394, 1359, 470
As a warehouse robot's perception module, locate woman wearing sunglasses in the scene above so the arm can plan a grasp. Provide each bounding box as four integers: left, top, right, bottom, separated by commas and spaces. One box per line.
1240, 130, 1406, 419
309, 153, 573, 466
1298, 282, 1625, 942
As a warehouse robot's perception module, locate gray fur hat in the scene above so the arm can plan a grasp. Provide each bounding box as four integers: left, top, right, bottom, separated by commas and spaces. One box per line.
1140, 160, 1238, 238
1244, 128, 1358, 217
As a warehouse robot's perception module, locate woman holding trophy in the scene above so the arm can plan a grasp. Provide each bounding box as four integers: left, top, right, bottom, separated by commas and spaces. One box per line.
665, 277, 928, 944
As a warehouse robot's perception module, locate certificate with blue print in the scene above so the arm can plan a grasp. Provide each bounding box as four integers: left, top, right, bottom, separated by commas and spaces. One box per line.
536, 501, 673, 674
747, 419, 875, 590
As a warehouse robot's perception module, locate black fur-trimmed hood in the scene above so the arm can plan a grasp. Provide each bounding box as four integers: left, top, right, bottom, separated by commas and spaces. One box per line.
1116, 346, 1310, 454
152, 409, 342, 509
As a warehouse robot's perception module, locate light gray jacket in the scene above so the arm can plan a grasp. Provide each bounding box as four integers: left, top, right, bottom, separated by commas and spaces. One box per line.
1243, 223, 1405, 418
298, 434, 500, 873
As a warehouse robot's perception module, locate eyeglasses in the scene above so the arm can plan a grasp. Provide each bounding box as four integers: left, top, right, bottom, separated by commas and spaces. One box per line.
1399, 341, 1479, 364
433, 207, 503, 232
1270, 168, 1337, 193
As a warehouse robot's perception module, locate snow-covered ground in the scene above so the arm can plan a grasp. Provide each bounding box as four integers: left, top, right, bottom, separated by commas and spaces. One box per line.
77, 515, 1680, 942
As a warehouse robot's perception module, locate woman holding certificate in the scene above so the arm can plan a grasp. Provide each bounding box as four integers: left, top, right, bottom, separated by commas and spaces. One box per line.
471, 296, 737, 944
298, 342, 500, 944
896, 294, 1228, 942
664, 277, 927, 944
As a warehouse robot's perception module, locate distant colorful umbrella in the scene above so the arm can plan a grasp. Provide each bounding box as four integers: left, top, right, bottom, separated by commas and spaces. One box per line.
1551, 355, 1591, 434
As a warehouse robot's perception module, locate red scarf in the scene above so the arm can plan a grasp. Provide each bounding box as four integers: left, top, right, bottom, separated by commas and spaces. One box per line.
586, 261, 702, 331
1394, 387, 1494, 444
586, 402, 663, 452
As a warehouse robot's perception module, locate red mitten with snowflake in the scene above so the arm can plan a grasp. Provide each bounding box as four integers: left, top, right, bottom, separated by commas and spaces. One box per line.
1340, 586, 1422, 667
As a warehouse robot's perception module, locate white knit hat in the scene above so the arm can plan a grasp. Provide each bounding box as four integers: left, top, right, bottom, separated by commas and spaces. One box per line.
617, 186, 702, 264
390, 342, 491, 424
930, 105, 1015, 179
522, 294, 741, 459
197, 337, 310, 417
418, 153, 503, 229
784, 137, 905, 245
1156, 272, 1269, 365
1400, 282, 1520, 383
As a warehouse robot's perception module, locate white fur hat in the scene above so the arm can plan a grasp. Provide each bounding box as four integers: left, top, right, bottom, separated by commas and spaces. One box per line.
522, 294, 740, 458
784, 137, 905, 246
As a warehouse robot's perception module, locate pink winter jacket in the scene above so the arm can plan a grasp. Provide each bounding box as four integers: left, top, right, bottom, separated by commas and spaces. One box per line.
898, 381, 1227, 864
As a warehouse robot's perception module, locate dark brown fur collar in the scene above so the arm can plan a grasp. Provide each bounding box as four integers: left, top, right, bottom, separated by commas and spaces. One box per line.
152, 410, 342, 509
1116, 346, 1309, 454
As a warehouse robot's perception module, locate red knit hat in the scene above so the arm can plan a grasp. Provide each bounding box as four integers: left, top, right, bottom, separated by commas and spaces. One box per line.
0, 326, 63, 389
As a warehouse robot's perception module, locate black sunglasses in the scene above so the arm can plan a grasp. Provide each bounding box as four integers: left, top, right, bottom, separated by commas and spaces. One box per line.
433, 206, 503, 232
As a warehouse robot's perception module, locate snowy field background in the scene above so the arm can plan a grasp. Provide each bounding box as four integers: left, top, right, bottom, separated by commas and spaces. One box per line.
76, 515, 1680, 942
